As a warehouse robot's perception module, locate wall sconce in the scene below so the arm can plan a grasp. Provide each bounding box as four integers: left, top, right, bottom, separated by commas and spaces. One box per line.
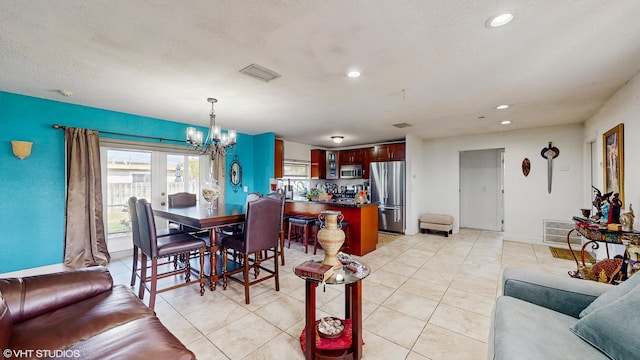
11, 141, 33, 160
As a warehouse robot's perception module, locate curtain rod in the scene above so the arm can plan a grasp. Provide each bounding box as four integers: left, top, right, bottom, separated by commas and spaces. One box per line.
52, 124, 185, 144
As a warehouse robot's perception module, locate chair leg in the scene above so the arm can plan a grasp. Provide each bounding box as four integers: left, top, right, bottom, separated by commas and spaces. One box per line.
138, 253, 148, 300
149, 258, 158, 310
274, 246, 280, 292
130, 246, 138, 287
184, 251, 191, 283
198, 248, 205, 296
287, 222, 294, 248
304, 224, 309, 254
279, 230, 286, 266
243, 253, 251, 304
222, 246, 229, 290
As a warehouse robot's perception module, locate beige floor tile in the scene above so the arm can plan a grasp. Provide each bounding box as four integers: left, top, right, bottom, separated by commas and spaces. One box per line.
363, 306, 426, 349
399, 277, 448, 302
255, 295, 306, 331
361, 330, 411, 359
361, 281, 396, 304
413, 324, 487, 360
428, 303, 491, 343
440, 288, 495, 317
181, 297, 252, 336
207, 313, 282, 359
382, 290, 439, 321
185, 337, 229, 360
244, 332, 305, 360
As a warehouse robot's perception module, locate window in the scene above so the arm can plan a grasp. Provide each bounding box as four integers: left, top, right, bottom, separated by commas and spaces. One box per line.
279, 161, 310, 197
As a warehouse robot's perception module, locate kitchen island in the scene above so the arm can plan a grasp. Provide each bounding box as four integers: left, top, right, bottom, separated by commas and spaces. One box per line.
285, 200, 379, 256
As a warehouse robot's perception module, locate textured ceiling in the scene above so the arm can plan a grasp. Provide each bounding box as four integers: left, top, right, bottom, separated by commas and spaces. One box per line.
2, 1, 640, 148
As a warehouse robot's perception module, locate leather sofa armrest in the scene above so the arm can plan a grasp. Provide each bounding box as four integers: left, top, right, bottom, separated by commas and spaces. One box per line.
502, 267, 611, 318
0, 266, 113, 324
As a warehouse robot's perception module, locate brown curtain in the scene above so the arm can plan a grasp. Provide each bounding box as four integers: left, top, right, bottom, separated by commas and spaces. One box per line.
63, 127, 110, 268
212, 152, 226, 205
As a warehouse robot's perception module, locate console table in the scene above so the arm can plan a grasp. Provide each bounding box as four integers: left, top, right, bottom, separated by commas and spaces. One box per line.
568, 217, 640, 279
296, 260, 370, 360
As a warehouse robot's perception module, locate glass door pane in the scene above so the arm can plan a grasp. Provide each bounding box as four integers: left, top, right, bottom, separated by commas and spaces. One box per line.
104, 149, 151, 253
166, 154, 201, 198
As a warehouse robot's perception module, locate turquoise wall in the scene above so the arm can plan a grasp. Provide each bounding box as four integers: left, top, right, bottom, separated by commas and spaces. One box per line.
0, 91, 274, 273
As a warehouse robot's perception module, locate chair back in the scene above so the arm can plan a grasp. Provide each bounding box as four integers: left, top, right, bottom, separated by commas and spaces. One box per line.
265, 192, 285, 231
136, 199, 159, 258
243, 197, 282, 254
245, 192, 262, 206
128, 196, 141, 248
168, 192, 197, 208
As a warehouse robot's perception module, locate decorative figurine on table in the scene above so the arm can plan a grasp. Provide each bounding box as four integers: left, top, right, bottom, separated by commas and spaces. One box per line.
591, 186, 605, 220
608, 193, 623, 224
620, 204, 634, 232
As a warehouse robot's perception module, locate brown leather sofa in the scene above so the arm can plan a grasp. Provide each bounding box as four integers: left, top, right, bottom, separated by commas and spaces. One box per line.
0, 266, 194, 360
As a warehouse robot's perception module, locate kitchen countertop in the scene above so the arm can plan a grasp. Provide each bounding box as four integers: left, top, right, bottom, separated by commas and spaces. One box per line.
286, 199, 378, 208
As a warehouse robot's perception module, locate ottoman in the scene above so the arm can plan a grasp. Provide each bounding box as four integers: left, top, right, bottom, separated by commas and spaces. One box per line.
419, 213, 454, 237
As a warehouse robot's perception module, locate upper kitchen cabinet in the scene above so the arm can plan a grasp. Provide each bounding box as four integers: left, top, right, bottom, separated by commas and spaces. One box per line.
374, 143, 405, 161
310, 149, 326, 179
326, 150, 339, 179
274, 139, 284, 179
361, 147, 375, 178
339, 149, 363, 165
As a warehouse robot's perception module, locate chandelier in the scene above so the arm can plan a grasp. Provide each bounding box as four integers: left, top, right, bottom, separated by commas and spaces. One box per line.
186, 98, 236, 158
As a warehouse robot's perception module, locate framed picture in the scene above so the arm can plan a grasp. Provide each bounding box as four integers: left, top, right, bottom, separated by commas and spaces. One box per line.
603, 123, 624, 205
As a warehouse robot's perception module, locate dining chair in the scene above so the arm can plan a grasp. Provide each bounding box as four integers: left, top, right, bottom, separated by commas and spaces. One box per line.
128, 196, 183, 287
167, 192, 204, 234
217, 192, 262, 238
135, 198, 207, 310
220, 196, 282, 304
264, 191, 286, 265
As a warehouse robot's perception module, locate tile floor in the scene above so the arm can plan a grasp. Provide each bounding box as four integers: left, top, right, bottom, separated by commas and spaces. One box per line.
4, 229, 576, 359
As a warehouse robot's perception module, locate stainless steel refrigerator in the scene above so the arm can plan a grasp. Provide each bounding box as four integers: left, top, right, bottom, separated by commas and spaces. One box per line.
370, 161, 405, 233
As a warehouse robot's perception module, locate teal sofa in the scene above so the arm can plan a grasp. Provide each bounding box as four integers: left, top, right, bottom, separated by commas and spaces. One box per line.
488, 267, 640, 360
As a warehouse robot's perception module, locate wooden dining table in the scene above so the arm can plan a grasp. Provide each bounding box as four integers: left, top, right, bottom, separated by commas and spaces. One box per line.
153, 202, 246, 290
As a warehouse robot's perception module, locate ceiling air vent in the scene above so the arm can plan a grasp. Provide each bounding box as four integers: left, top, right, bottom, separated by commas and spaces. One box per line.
393, 123, 412, 128
239, 63, 281, 82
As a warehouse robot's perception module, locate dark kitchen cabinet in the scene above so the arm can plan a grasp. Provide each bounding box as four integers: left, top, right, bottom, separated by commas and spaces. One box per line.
326, 150, 339, 179
274, 139, 284, 179
361, 147, 375, 179
340, 149, 363, 165
310, 149, 326, 179
374, 143, 405, 161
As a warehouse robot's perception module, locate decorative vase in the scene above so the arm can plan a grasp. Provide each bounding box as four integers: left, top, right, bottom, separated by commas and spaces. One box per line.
202, 174, 220, 210
317, 210, 345, 269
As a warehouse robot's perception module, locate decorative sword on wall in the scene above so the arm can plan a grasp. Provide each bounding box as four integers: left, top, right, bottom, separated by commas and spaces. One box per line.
540, 142, 560, 193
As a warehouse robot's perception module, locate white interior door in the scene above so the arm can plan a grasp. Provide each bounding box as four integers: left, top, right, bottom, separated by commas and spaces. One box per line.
459, 148, 504, 231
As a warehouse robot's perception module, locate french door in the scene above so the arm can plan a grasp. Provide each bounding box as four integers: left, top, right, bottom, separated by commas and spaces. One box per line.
100, 141, 208, 254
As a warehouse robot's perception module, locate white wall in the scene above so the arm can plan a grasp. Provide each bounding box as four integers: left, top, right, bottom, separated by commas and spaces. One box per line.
405, 133, 422, 235
420, 123, 584, 244
585, 70, 640, 227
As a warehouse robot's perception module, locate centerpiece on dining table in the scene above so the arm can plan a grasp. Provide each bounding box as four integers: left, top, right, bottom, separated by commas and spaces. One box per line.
202, 174, 220, 210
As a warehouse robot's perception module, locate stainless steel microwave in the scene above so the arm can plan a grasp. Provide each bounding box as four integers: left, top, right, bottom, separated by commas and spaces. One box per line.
340, 165, 363, 179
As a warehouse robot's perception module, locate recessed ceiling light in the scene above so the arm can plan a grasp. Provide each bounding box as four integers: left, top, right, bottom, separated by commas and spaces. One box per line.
331, 136, 344, 143
347, 70, 361, 78
501, 120, 512, 125
496, 104, 509, 110
485, 13, 514, 28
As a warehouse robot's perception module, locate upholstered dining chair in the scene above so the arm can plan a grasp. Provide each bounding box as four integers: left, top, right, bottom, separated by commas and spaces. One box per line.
264, 191, 286, 265
217, 192, 262, 238
167, 192, 204, 234
220, 196, 282, 304
128, 196, 183, 287
135, 198, 207, 310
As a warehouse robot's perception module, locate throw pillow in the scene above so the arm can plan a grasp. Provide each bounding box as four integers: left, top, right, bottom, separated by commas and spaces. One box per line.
579, 271, 640, 318
571, 285, 640, 360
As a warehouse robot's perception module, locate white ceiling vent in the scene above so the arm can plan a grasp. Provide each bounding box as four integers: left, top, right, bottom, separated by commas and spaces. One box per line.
239, 63, 281, 82
393, 123, 412, 128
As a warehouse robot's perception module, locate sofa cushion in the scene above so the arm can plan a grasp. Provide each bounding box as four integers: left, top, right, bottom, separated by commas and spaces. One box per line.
9, 285, 154, 352
67, 316, 195, 360
571, 285, 640, 360
0, 291, 12, 350
0, 266, 113, 323
489, 296, 607, 360
579, 272, 640, 318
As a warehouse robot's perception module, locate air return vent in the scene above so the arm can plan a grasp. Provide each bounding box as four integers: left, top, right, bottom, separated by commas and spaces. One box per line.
239, 63, 281, 82
393, 123, 412, 128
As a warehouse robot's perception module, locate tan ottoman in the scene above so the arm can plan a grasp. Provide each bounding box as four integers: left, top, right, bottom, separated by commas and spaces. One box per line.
419, 213, 454, 237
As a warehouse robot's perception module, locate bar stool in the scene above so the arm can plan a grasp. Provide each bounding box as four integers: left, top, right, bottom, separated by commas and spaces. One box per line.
287, 216, 317, 254
313, 219, 351, 255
